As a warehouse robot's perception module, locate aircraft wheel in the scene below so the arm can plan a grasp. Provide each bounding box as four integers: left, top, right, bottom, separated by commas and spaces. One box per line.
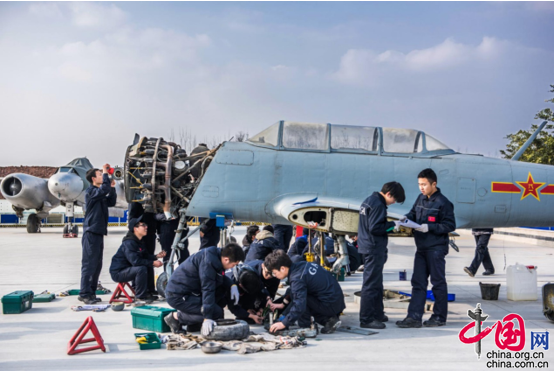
156, 272, 168, 298
71, 225, 79, 237
545, 311, 554, 322
27, 214, 40, 233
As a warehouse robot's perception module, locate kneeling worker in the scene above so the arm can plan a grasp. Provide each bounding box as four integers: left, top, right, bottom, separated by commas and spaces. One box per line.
164, 243, 245, 335
264, 250, 345, 334
109, 216, 166, 303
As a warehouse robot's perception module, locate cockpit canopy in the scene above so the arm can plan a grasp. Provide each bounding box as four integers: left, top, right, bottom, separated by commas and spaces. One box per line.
247, 121, 453, 156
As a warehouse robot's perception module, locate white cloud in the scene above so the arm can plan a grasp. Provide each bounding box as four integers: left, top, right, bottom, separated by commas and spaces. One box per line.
68, 2, 127, 29
28, 3, 63, 18
331, 37, 513, 84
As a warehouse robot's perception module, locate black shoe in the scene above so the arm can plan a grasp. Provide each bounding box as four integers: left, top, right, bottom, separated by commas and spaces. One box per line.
147, 294, 159, 301
78, 296, 97, 305
360, 320, 386, 329
423, 317, 446, 327
94, 297, 102, 302
379, 315, 389, 322
150, 290, 159, 295
164, 313, 182, 334
482, 270, 494, 276
321, 316, 341, 334
136, 298, 153, 304
464, 267, 475, 277
396, 317, 422, 328
187, 323, 202, 333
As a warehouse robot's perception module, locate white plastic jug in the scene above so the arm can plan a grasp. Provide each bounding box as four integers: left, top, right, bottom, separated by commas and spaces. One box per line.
506, 263, 538, 301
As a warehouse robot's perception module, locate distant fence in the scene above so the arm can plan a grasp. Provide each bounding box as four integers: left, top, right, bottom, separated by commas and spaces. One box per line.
0, 213, 267, 228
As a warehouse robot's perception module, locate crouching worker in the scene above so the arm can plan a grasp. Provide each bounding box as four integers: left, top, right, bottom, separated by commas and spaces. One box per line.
226, 260, 281, 325
264, 251, 345, 334
109, 216, 166, 304
164, 243, 245, 335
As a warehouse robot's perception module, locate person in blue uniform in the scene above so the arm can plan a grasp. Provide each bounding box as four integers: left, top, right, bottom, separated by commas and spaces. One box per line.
397, 168, 456, 328
241, 225, 260, 257
225, 259, 280, 325
199, 218, 220, 249
358, 181, 405, 329
274, 224, 294, 251
245, 225, 281, 262
464, 228, 495, 276
79, 164, 117, 304
163, 243, 245, 335
109, 216, 166, 303
264, 250, 345, 334
128, 202, 158, 292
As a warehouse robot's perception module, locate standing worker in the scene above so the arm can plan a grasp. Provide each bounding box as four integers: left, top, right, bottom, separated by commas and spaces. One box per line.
397, 168, 456, 328
274, 224, 294, 251
358, 181, 405, 329
464, 228, 495, 276
199, 218, 220, 250
79, 164, 117, 304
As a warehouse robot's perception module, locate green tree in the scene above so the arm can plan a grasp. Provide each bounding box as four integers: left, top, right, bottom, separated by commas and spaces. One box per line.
500, 84, 554, 164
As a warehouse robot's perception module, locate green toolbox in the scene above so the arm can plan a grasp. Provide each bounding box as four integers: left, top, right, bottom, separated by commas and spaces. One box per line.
67, 289, 110, 296
131, 305, 175, 333
134, 332, 162, 350
33, 293, 56, 303
2, 290, 34, 314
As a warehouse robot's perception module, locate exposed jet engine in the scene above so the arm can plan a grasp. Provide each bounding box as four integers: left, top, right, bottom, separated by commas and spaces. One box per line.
0, 173, 60, 232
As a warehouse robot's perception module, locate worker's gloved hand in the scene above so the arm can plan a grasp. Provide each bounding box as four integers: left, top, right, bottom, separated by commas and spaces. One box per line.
393, 220, 402, 232
416, 224, 429, 233
399, 215, 407, 222
230, 285, 240, 305
202, 319, 216, 336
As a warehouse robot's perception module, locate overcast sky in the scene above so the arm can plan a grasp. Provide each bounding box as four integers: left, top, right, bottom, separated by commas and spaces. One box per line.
0, 2, 553, 167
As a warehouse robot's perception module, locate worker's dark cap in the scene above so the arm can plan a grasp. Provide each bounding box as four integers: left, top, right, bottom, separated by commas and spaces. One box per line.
128, 215, 145, 231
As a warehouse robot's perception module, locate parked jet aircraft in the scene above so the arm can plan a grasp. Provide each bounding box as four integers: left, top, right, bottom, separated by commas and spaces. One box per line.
123, 120, 553, 270
0, 157, 127, 236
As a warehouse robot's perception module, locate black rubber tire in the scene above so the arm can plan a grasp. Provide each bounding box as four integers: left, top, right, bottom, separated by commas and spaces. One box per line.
71, 225, 79, 237
156, 272, 168, 298
545, 311, 554, 322
203, 319, 249, 341
27, 214, 40, 234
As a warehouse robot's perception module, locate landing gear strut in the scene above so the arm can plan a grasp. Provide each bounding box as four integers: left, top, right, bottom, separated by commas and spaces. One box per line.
63, 202, 78, 238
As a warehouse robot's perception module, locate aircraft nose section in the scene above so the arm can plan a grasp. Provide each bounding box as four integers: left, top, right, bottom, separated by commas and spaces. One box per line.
48, 173, 83, 201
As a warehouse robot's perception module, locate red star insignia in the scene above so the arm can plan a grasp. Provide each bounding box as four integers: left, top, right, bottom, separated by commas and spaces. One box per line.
516, 173, 545, 201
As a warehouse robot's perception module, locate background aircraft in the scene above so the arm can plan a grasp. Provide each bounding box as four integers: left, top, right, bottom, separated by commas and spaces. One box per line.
0, 157, 127, 236
123, 120, 554, 270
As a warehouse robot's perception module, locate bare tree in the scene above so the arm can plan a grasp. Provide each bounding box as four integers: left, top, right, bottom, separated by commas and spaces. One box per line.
235, 131, 248, 142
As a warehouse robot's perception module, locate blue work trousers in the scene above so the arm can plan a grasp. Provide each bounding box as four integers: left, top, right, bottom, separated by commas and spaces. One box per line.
80, 232, 104, 298
359, 249, 388, 324
166, 290, 225, 326
111, 266, 152, 299
407, 249, 448, 322
468, 235, 494, 274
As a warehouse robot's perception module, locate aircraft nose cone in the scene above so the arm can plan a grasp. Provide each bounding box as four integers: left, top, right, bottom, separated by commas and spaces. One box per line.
48, 173, 84, 201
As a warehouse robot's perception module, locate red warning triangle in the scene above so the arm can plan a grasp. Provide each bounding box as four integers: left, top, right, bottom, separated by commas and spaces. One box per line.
67, 316, 106, 355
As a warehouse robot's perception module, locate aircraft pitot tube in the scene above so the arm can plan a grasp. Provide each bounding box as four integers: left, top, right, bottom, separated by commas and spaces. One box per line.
123, 135, 217, 214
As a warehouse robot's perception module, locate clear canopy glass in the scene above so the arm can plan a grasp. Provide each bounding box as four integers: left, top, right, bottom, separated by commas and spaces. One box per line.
382, 128, 422, 153
282, 121, 329, 150
331, 125, 378, 152
247, 122, 280, 147
425, 134, 450, 151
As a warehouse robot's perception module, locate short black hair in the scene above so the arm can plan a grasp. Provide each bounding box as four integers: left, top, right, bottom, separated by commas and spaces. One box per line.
418, 168, 437, 184
247, 225, 260, 237
381, 181, 406, 203
302, 227, 309, 236
86, 168, 100, 184
263, 249, 292, 272
221, 243, 245, 263
263, 225, 274, 234
239, 270, 261, 294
